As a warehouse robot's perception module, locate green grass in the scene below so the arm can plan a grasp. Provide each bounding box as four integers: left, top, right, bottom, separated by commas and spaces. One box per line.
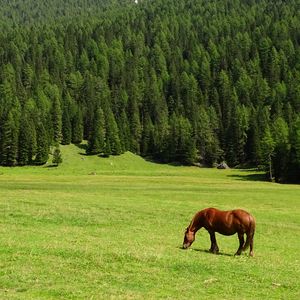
0, 144, 299, 299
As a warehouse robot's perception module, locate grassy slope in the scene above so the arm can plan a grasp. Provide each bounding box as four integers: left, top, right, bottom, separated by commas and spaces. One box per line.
0, 144, 299, 299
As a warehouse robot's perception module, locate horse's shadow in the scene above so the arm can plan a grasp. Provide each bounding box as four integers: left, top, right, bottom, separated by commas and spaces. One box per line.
192, 248, 233, 257
178, 247, 233, 257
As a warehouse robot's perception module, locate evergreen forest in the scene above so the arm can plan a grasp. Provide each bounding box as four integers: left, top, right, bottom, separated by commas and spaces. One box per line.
0, 0, 300, 182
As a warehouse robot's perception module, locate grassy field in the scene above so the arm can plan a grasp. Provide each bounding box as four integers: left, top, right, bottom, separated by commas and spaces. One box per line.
0, 144, 299, 299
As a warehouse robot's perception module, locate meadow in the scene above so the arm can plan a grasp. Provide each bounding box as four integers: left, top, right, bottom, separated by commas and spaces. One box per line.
0, 144, 299, 299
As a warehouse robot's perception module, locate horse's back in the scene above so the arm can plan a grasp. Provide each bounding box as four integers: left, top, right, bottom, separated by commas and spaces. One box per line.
200, 207, 254, 235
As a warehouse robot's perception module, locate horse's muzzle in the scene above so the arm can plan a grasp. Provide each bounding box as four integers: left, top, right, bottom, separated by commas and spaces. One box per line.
182, 244, 189, 249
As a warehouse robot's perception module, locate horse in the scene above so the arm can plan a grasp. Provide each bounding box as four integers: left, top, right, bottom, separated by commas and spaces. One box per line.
182, 208, 255, 256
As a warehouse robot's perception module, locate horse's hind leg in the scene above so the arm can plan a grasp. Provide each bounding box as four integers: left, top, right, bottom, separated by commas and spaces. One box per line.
249, 235, 254, 257
209, 232, 219, 254
235, 233, 245, 256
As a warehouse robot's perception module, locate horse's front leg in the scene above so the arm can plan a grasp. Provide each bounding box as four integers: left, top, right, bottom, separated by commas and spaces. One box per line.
209, 231, 219, 254
235, 232, 245, 256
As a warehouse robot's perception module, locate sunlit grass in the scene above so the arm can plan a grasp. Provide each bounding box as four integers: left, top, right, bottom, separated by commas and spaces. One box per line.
0, 144, 299, 299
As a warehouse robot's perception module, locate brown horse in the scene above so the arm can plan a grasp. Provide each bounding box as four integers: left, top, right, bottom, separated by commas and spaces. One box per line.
182, 208, 255, 256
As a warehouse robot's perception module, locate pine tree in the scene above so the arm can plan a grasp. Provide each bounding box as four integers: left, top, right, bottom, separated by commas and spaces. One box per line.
62, 107, 72, 145
268, 47, 281, 86
151, 43, 169, 87
236, 68, 252, 106
87, 108, 106, 155
285, 118, 300, 182
35, 122, 49, 165
260, 127, 275, 181
208, 40, 220, 79
272, 117, 290, 182
128, 86, 142, 154
104, 107, 122, 156
199, 55, 211, 92
52, 146, 62, 166
18, 113, 37, 165
218, 70, 232, 145
225, 91, 249, 166
259, 37, 272, 77
72, 107, 83, 144
22, 63, 34, 91
176, 116, 197, 165
115, 89, 130, 152
141, 113, 155, 156
196, 106, 221, 166
147, 68, 169, 157
45, 84, 62, 144
0, 112, 18, 166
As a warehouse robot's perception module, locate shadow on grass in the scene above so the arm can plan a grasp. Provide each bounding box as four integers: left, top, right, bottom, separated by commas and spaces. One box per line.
227, 172, 267, 182
143, 156, 195, 167
74, 143, 88, 155
44, 164, 58, 168
191, 248, 233, 257
74, 143, 114, 158
177, 246, 233, 257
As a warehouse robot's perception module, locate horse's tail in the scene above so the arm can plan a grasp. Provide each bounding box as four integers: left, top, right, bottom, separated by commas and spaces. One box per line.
242, 215, 256, 251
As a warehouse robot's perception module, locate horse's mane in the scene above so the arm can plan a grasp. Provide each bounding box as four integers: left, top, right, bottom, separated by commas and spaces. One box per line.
188, 210, 203, 231
187, 216, 196, 231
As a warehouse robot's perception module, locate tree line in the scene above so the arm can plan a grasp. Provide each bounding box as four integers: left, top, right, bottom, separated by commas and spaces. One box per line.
0, 0, 300, 182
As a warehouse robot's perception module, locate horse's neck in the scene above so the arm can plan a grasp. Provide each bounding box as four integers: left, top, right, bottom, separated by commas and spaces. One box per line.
190, 212, 203, 232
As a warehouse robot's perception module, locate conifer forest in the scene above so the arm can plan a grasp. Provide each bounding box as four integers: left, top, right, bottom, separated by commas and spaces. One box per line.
0, 0, 300, 182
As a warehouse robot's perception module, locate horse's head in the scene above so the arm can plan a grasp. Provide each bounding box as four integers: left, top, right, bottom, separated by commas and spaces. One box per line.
182, 227, 195, 249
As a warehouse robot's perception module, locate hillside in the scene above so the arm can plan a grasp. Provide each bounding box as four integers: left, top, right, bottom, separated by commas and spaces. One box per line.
0, 142, 246, 179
